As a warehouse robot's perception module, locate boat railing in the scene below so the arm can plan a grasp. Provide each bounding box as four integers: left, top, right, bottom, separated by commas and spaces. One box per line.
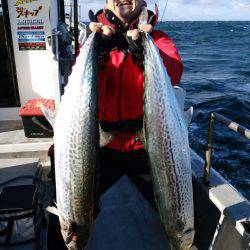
203, 112, 250, 184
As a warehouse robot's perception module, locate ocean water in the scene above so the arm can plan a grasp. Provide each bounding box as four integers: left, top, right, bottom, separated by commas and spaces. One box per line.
161, 21, 250, 200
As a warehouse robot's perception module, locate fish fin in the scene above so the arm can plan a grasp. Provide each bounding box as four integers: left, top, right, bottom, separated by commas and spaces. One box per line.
99, 124, 115, 147
136, 124, 147, 147
173, 86, 193, 127
184, 106, 194, 127
174, 86, 186, 112
40, 104, 57, 128
136, 130, 144, 144
46, 206, 60, 217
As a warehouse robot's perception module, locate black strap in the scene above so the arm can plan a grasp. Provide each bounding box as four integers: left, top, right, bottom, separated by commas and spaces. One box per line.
40, 202, 47, 228
100, 119, 143, 133
88, 9, 98, 22
104, 9, 126, 32
5, 219, 14, 245
0, 212, 35, 222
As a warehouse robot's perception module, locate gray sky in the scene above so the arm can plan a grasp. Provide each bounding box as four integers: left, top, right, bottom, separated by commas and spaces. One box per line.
74, 0, 250, 21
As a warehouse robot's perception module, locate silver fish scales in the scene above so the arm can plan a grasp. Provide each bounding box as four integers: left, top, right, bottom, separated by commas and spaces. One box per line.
53, 32, 98, 250
142, 33, 195, 250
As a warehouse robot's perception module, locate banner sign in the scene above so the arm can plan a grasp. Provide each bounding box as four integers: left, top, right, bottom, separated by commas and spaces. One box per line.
13, 0, 46, 50
7, 0, 60, 103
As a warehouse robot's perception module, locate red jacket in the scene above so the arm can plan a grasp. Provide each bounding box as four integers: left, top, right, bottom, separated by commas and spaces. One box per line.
92, 10, 183, 152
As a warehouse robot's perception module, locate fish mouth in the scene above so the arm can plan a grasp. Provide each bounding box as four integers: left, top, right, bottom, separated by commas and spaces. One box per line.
61, 229, 88, 250
60, 220, 88, 250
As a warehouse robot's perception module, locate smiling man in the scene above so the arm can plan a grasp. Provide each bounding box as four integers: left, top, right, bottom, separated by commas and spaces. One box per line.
105, 0, 145, 25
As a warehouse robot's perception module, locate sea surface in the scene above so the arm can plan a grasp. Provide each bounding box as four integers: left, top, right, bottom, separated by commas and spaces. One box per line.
160, 21, 250, 200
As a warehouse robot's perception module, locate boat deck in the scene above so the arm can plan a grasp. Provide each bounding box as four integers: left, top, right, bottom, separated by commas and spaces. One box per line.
0, 122, 177, 249
88, 176, 177, 250
0, 165, 197, 250
0, 121, 52, 161
0, 120, 180, 250
0, 121, 249, 250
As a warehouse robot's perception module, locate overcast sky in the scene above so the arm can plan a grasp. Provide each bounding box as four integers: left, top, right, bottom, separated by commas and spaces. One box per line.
74, 0, 250, 21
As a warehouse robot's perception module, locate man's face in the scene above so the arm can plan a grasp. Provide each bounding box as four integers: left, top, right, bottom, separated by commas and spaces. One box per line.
105, 0, 145, 23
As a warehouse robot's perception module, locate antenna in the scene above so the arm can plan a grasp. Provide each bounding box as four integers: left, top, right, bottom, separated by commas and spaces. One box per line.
158, 0, 169, 30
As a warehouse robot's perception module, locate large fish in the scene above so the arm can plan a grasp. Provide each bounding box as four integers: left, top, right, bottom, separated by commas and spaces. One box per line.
139, 9, 195, 250
46, 32, 99, 250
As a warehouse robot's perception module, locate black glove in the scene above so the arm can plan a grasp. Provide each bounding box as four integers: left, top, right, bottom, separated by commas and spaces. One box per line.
97, 31, 129, 61
126, 35, 144, 62
96, 33, 115, 61
89, 9, 115, 61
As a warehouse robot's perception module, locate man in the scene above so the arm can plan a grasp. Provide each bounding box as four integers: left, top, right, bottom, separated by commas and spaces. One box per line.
89, 0, 183, 212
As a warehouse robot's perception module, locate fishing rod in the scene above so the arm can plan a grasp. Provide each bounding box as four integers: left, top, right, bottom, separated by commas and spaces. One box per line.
157, 0, 169, 30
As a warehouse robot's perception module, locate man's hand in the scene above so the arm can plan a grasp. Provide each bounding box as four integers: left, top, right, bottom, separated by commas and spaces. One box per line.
89, 22, 153, 62
126, 24, 153, 41
89, 22, 115, 37
126, 24, 153, 62
89, 22, 116, 59
139, 24, 153, 34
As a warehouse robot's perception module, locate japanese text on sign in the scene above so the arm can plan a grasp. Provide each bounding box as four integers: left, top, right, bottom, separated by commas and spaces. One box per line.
16, 5, 42, 18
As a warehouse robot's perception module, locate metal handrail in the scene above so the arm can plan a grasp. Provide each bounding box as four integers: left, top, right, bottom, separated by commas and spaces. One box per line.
203, 113, 250, 185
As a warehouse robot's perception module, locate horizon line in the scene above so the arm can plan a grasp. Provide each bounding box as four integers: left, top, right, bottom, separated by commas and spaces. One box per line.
80, 19, 250, 22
